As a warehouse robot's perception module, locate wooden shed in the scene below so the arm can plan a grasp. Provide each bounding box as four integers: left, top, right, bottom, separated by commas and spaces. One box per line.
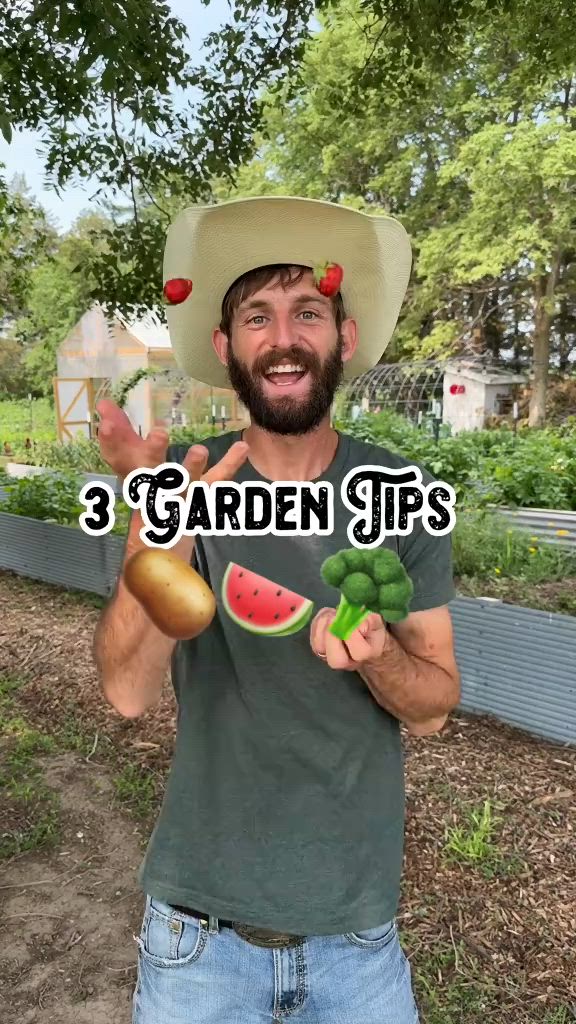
54, 304, 248, 441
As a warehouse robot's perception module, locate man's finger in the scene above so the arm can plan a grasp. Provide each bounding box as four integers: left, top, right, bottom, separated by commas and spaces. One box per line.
96, 398, 130, 428
203, 441, 249, 485
343, 629, 373, 663
325, 627, 354, 670
310, 607, 335, 656
183, 445, 209, 482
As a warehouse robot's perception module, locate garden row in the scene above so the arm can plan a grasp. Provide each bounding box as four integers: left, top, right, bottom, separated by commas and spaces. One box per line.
0, 466, 575, 748
337, 408, 576, 511
2, 401, 576, 510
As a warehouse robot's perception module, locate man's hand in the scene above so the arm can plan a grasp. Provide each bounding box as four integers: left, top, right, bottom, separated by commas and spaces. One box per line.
310, 604, 460, 736
310, 606, 392, 670
96, 398, 249, 490
96, 399, 170, 481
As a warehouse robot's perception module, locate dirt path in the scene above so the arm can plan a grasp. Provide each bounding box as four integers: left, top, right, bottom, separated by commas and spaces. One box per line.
1, 569, 576, 1023
0, 752, 144, 1024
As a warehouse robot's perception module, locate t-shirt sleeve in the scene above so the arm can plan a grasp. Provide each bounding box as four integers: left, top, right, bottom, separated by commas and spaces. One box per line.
394, 455, 457, 611
398, 516, 457, 612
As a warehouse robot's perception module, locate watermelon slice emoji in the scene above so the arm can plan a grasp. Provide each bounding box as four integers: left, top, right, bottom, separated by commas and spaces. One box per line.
222, 563, 314, 636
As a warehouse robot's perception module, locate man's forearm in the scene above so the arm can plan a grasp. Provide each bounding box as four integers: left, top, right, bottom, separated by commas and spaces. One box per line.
93, 510, 195, 718
358, 631, 460, 727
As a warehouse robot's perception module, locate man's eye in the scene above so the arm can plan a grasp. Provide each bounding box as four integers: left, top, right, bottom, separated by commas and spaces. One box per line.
248, 315, 266, 325
299, 310, 318, 320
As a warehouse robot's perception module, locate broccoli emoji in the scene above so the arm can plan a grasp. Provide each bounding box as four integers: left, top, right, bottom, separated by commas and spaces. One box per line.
320, 547, 413, 642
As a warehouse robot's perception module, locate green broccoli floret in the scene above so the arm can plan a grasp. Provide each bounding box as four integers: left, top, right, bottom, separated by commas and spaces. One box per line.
320, 548, 413, 642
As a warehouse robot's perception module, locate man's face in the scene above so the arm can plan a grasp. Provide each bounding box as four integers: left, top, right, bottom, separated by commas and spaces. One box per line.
214, 271, 356, 435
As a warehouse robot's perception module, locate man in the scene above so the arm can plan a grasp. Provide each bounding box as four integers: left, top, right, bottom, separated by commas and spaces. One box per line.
94, 196, 460, 1024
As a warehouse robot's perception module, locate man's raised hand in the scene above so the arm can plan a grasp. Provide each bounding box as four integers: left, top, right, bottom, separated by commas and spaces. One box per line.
96, 399, 170, 481
96, 399, 249, 488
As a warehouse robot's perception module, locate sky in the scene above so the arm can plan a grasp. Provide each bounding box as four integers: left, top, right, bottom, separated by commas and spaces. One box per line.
0, 0, 231, 232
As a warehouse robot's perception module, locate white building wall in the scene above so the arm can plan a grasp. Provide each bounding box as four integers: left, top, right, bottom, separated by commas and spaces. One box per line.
443, 372, 487, 433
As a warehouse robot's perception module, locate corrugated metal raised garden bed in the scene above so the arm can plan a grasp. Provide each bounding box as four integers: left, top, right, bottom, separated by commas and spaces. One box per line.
0, 505, 574, 747
0, 511, 125, 597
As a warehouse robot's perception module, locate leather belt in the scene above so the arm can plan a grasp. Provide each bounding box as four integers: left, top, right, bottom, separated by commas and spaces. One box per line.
171, 904, 303, 949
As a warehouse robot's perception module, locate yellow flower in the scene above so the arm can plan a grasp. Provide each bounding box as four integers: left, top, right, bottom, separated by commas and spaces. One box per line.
530, 536, 538, 542
556, 529, 569, 537
528, 546, 537, 554
494, 567, 501, 574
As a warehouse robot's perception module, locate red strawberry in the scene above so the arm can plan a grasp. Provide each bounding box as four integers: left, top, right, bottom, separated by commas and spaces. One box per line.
163, 278, 193, 305
313, 262, 343, 297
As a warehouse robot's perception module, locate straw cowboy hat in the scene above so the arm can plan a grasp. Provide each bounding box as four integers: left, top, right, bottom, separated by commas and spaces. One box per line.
162, 195, 412, 389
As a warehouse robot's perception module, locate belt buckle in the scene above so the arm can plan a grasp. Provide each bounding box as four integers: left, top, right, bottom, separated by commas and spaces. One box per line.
232, 922, 302, 948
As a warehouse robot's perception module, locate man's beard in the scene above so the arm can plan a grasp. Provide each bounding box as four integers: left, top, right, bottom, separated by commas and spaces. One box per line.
225, 336, 345, 435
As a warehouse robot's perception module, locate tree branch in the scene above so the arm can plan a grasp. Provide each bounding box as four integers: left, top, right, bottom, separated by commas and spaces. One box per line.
109, 90, 140, 237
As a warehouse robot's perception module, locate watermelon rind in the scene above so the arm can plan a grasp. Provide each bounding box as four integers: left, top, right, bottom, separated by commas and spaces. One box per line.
221, 562, 314, 637
269, 602, 315, 636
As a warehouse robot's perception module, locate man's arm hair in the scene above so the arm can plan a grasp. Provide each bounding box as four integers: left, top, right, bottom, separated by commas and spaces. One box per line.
93, 510, 196, 718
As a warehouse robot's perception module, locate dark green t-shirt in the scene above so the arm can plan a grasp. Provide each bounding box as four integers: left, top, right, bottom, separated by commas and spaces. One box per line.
137, 429, 456, 935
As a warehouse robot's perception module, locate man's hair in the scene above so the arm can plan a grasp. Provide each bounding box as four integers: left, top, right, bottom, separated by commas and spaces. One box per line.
219, 264, 346, 339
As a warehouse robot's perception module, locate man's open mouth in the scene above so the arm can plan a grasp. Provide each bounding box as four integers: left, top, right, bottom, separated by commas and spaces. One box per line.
263, 363, 308, 387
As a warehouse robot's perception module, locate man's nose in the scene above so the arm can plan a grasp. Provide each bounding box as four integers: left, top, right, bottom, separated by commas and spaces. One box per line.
268, 312, 299, 349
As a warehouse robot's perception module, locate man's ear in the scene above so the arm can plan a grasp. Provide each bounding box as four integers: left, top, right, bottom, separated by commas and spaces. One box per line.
340, 317, 358, 366
212, 327, 229, 367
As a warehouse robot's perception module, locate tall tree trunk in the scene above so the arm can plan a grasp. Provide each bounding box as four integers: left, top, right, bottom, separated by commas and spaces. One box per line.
557, 296, 569, 373
529, 251, 562, 427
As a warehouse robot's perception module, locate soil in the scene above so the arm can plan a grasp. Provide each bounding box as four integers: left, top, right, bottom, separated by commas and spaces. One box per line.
1, 568, 576, 1023
455, 574, 576, 616
0, 753, 144, 1024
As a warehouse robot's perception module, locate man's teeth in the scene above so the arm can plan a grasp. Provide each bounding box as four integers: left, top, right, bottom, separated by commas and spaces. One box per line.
265, 364, 304, 375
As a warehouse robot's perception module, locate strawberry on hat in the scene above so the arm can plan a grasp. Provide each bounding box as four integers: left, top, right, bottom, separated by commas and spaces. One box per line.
163, 278, 193, 305
313, 261, 343, 297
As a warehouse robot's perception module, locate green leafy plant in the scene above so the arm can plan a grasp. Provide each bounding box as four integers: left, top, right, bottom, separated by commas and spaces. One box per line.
111, 367, 172, 409
2, 470, 86, 524
443, 799, 503, 875
452, 510, 576, 583
0, 470, 130, 535
340, 411, 576, 511
12, 438, 112, 474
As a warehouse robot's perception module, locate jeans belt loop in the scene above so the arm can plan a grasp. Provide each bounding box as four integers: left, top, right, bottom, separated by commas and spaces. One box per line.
208, 915, 219, 936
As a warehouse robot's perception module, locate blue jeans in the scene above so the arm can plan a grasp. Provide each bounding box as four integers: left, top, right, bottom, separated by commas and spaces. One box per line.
132, 896, 420, 1023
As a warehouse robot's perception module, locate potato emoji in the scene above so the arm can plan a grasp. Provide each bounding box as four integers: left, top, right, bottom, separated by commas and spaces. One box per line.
124, 548, 216, 639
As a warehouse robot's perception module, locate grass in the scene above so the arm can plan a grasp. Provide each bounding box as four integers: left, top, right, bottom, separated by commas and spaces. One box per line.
0, 670, 158, 862
411, 939, 573, 1023
443, 799, 507, 878
0, 397, 57, 446
542, 1010, 572, 1024
113, 763, 158, 819
0, 692, 61, 859
412, 941, 499, 1023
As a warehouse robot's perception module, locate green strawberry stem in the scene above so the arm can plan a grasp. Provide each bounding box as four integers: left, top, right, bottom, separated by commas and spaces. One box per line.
328, 593, 370, 642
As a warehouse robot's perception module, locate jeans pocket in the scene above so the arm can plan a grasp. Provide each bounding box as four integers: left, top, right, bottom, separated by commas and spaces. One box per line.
136, 897, 208, 968
344, 918, 397, 949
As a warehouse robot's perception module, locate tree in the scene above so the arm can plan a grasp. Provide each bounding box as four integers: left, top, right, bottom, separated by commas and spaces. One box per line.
2, 0, 572, 314
209, 1, 576, 424
0, 171, 57, 322
0, 0, 312, 315
1, 1, 573, 423
4, 211, 112, 398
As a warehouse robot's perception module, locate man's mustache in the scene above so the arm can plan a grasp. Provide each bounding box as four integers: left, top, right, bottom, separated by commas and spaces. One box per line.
252, 347, 321, 376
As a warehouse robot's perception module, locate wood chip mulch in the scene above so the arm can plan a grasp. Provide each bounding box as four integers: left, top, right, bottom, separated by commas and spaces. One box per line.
1, 570, 575, 1020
